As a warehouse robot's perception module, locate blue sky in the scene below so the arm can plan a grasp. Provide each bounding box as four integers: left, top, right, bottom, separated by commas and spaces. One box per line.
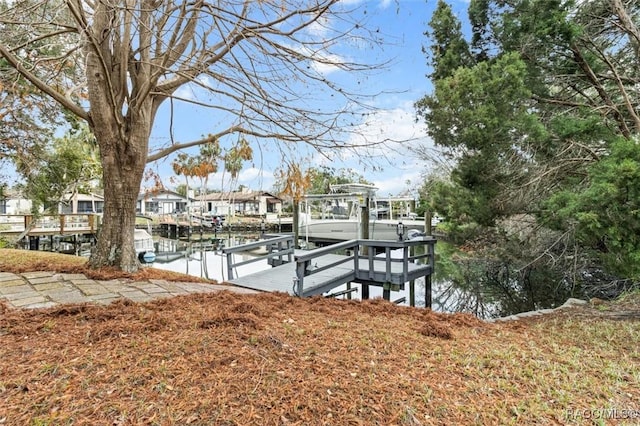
147, 0, 470, 197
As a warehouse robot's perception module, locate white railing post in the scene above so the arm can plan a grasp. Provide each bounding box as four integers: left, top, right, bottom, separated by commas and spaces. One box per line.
226, 252, 234, 280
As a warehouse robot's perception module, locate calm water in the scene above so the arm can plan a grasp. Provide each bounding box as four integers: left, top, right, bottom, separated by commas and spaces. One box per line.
151, 236, 271, 281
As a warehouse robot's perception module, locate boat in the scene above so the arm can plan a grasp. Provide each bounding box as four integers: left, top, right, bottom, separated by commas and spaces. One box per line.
298, 184, 428, 242
299, 214, 418, 241
134, 229, 156, 263
134, 217, 156, 263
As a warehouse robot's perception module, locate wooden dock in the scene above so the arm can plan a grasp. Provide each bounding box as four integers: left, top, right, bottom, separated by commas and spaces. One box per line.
0, 214, 98, 237
0, 214, 99, 252
222, 235, 436, 305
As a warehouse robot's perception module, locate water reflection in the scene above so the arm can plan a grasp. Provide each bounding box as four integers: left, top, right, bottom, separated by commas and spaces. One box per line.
428, 241, 574, 318
153, 236, 271, 282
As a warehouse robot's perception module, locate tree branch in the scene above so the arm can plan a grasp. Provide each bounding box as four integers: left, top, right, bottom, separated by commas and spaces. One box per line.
0, 43, 88, 121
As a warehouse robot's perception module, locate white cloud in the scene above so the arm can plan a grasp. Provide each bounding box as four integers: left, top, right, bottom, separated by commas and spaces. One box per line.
310, 53, 346, 75
345, 100, 437, 195
173, 84, 195, 101
307, 16, 331, 38
237, 167, 275, 189
343, 100, 432, 159
306, 100, 435, 195
197, 167, 275, 192
379, 0, 394, 9
171, 75, 215, 102
373, 167, 423, 196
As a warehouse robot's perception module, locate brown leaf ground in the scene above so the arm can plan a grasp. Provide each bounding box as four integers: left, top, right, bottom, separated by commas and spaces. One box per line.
0, 249, 211, 283
0, 250, 639, 425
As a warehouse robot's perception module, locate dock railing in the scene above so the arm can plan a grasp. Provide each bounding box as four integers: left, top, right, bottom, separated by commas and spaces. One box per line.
294, 240, 360, 296
222, 235, 436, 298
358, 238, 435, 284
0, 214, 99, 236
222, 235, 295, 280
294, 237, 436, 297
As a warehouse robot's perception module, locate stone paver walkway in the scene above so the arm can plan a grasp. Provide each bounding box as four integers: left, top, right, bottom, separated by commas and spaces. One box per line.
0, 271, 258, 310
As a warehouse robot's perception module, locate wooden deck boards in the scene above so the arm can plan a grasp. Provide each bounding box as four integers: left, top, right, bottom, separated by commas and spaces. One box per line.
227, 254, 354, 296
227, 253, 432, 297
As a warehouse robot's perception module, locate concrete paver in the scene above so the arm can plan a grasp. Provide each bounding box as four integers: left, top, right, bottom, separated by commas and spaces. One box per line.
31, 282, 67, 291
0, 284, 34, 295
77, 285, 111, 296
11, 295, 49, 307
29, 276, 62, 285
21, 271, 55, 279
0, 272, 21, 282
0, 272, 259, 310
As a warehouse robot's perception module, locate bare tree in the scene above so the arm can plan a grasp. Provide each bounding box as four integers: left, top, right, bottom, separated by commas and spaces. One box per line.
0, 0, 78, 177
0, 0, 388, 271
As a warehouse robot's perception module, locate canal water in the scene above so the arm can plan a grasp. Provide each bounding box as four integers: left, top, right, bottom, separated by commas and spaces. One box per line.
151, 235, 271, 282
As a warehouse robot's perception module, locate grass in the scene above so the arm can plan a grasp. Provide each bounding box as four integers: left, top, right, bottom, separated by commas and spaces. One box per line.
0, 249, 639, 425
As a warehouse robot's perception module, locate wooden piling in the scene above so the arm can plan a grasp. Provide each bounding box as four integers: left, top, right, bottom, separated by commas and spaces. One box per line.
409, 280, 415, 307
361, 284, 370, 300
425, 241, 435, 309
425, 211, 432, 236
383, 284, 390, 301
29, 236, 39, 250
293, 200, 300, 248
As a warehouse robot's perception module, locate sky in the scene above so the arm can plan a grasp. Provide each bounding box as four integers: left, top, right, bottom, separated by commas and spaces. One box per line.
146, 0, 471, 198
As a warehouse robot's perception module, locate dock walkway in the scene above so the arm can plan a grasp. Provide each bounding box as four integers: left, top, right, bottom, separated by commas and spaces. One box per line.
227, 253, 353, 296
223, 235, 436, 301
0, 214, 98, 237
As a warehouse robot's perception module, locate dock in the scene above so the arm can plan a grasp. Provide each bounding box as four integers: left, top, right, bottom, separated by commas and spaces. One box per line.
0, 214, 99, 253
222, 235, 436, 306
0, 214, 98, 236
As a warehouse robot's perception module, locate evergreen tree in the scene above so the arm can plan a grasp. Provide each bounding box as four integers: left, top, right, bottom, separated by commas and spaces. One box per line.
423, 0, 473, 81
416, 0, 640, 296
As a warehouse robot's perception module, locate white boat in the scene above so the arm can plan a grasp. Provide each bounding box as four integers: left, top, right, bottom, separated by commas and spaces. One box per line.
297, 183, 428, 242
134, 228, 156, 263
298, 214, 425, 241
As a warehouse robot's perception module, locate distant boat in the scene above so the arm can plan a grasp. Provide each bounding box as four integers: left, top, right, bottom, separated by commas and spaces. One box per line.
299, 213, 423, 241
134, 229, 156, 263
297, 183, 427, 242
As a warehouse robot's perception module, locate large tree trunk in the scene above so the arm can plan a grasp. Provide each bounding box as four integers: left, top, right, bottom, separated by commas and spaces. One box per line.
84, 3, 152, 273
83, 75, 150, 272
88, 123, 149, 272
89, 154, 144, 272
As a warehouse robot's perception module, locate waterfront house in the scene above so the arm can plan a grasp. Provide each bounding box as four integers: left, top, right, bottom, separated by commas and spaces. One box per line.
0, 190, 34, 215
0, 190, 105, 215
58, 193, 104, 214
136, 190, 192, 216
197, 188, 283, 217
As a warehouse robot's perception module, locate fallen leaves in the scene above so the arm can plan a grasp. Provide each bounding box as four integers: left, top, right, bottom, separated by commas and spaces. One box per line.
0, 251, 639, 425
0, 249, 212, 283
0, 291, 638, 425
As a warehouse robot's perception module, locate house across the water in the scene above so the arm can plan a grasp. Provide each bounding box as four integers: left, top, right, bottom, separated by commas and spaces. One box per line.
0, 191, 104, 215
1, 187, 283, 219
136, 189, 190, 216
196, 188, 283, 218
